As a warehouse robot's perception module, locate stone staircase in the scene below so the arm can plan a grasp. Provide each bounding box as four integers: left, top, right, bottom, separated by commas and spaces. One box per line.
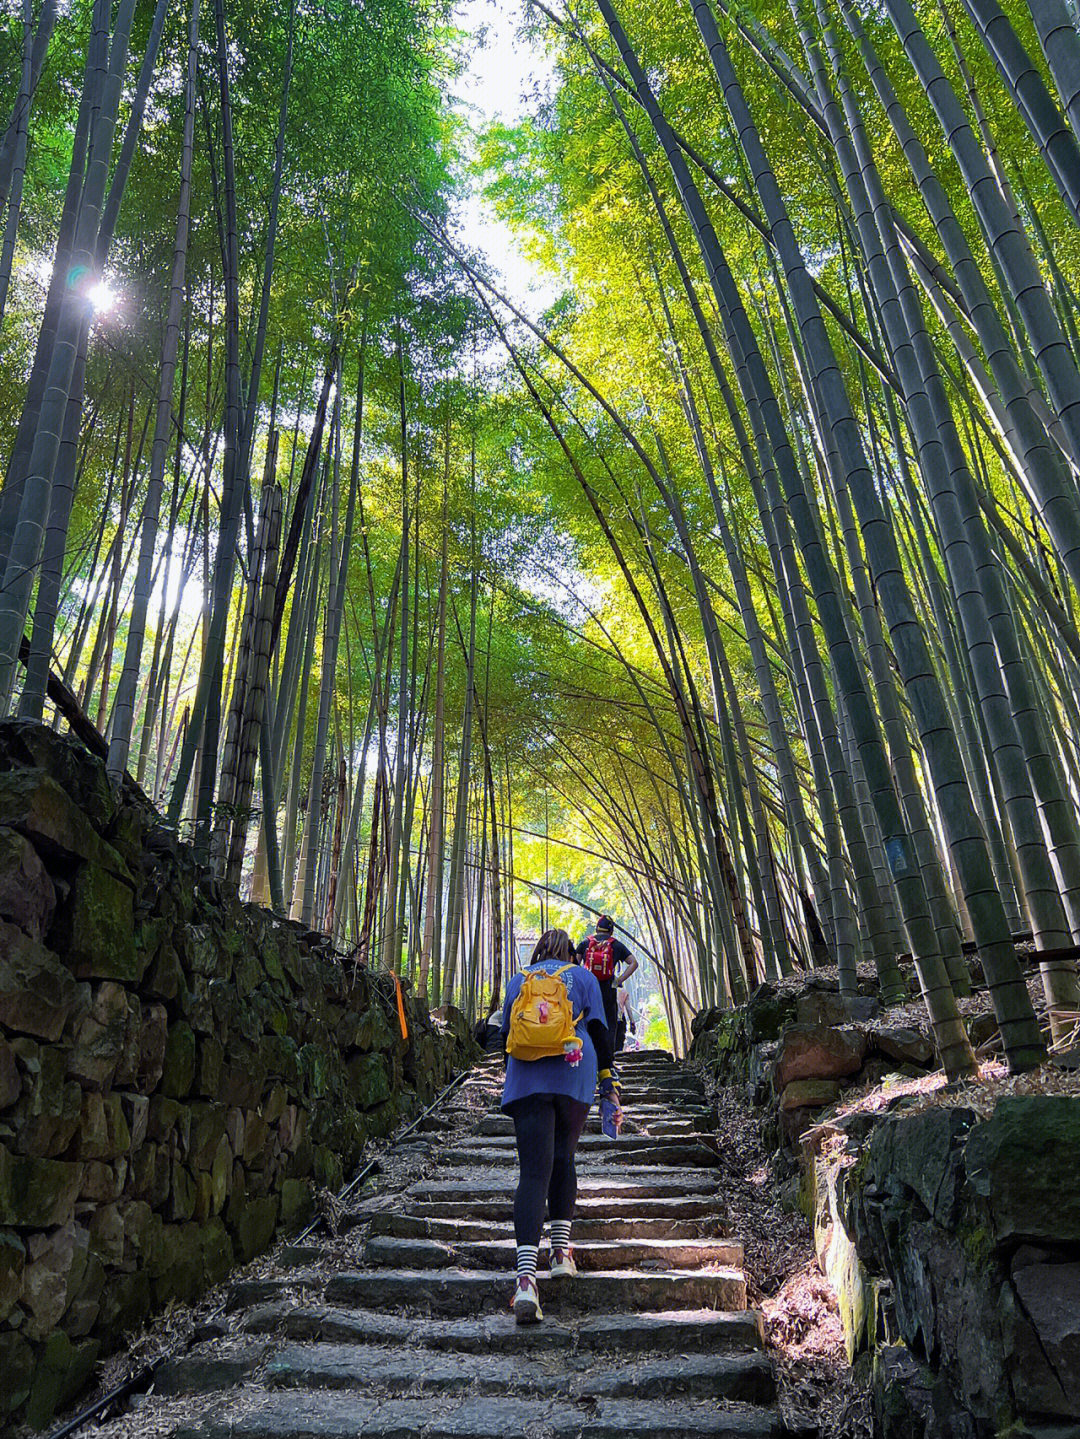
162, 1048, 783, 1438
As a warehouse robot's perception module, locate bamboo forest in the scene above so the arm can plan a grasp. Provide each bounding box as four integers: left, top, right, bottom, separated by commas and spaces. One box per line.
7, 0, 1080, 1435
5, 0, 1080, 1069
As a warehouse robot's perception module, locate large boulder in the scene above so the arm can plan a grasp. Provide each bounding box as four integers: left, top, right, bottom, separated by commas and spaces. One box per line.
772, 1024, 868, 1090
964, 1096, 1080, 1243
865, 1106, 976, 1229
20, 1221, 86, 1338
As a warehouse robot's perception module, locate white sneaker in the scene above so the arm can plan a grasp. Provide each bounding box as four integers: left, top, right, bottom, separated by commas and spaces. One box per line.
512, 1274, 543, 1323
550, 1248, 577, 1279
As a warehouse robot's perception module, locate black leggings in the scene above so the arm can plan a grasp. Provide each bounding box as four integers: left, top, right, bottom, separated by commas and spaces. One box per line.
598, 980, 618, 1037
506, 1094, 590, 1246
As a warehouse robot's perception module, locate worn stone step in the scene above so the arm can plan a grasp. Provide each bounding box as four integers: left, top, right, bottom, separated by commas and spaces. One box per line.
467, 1130, 718, 1152
474, 1114, 710, 1138
322, 1267, 746, 1315
361, 1234, 744, 1272
158, 1342, 270, 1396
356, 1193, 726, 1225
418, 1114, 459, 1132
367, 1211, 724, 1242
175, 1391, 779, 1439
242, 1303, 765, 1354
446, 1107, 715, 1132
437, 1143, 720, 1168
252, 1342, 774, 1403
612, 1082, 704, 1093
593, 1119, 702, 1138
407, 1171, 720, 1201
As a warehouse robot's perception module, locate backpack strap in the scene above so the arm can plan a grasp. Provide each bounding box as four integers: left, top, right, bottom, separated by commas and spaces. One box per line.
553, 964, 575, 978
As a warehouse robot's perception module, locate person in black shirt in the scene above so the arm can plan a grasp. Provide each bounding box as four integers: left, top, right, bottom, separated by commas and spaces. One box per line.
575, 914, 638, 1050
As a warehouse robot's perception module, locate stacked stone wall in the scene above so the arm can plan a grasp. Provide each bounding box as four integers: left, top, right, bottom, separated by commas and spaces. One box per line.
0, 721, 475, 1428
692, 980, 1080, 1438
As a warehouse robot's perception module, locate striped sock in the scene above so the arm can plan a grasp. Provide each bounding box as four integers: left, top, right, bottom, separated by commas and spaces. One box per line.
549, 1220, 572, 1254
516, 1245, 539, 1280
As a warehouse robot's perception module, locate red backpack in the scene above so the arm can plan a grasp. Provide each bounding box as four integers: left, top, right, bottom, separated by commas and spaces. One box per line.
584, 935, 616, 982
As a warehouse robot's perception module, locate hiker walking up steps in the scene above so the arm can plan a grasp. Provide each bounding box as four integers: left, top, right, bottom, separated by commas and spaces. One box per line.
615, 984, 637, 1053
576, 914, 638, 1051
500, 928, 617, 1325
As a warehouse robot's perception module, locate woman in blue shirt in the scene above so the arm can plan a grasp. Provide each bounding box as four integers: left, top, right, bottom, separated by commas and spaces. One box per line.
500, 928, 616, 1323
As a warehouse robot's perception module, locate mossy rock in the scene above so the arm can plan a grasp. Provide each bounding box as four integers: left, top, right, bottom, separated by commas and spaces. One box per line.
0, 1144, 83, 1227
25, 1329, 100, 1429
262, 1033, 301, 1086
232, 1193, 279, 1263
161, 1022, 196, 1099
0, 1226, 25, 1321
50, 861, 138, 981
312, 1144, 343, 1191
353, 1004, 395, 1054
280, 1177, 313, 1229
0, 825, 57, 939
298, 1042, 332, 1098
153, 1221, 206, 1304
98, 1267, 152, 1333
965, 1095, 1080, 1244
0, 721, 116, 830
0, 1327, 35, 1416
346, 1052, 391, 1110
867, 1106, 976, 1228
0, 924, 77, 1042
745, 984, 798, 1043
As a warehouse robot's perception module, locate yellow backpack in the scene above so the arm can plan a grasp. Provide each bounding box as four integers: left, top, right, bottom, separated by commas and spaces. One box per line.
506, 964, 582, 1061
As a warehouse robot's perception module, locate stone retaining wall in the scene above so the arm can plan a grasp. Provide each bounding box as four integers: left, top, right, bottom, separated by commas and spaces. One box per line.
692, 980, 1080, 1438
0, 721, 476, 1429
804, 1097, 1080, 1439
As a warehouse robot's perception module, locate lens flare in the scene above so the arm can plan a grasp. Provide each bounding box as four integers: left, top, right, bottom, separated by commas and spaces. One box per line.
88, 281, 118, 314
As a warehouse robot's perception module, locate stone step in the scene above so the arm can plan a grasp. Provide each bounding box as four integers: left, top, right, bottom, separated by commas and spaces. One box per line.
617, 1079, 705, 1092
352, 1193, 727, 1225
418, 1114, 459, 1132
239, 1342, 776, 1404
175, 1391, 780, 1439
467, 1130, 719, 1152
322, 1267, 747, 1316
475, 1114, 710, 1138
367, 1211, 725, 1242
242, 1302, 764, 1353
444, 1098, 713, 1121
408, 1171, 720, 1201
593, 1119, 703, 1138
437, 1144, 720, 1168
361, 1234, 744, 1272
